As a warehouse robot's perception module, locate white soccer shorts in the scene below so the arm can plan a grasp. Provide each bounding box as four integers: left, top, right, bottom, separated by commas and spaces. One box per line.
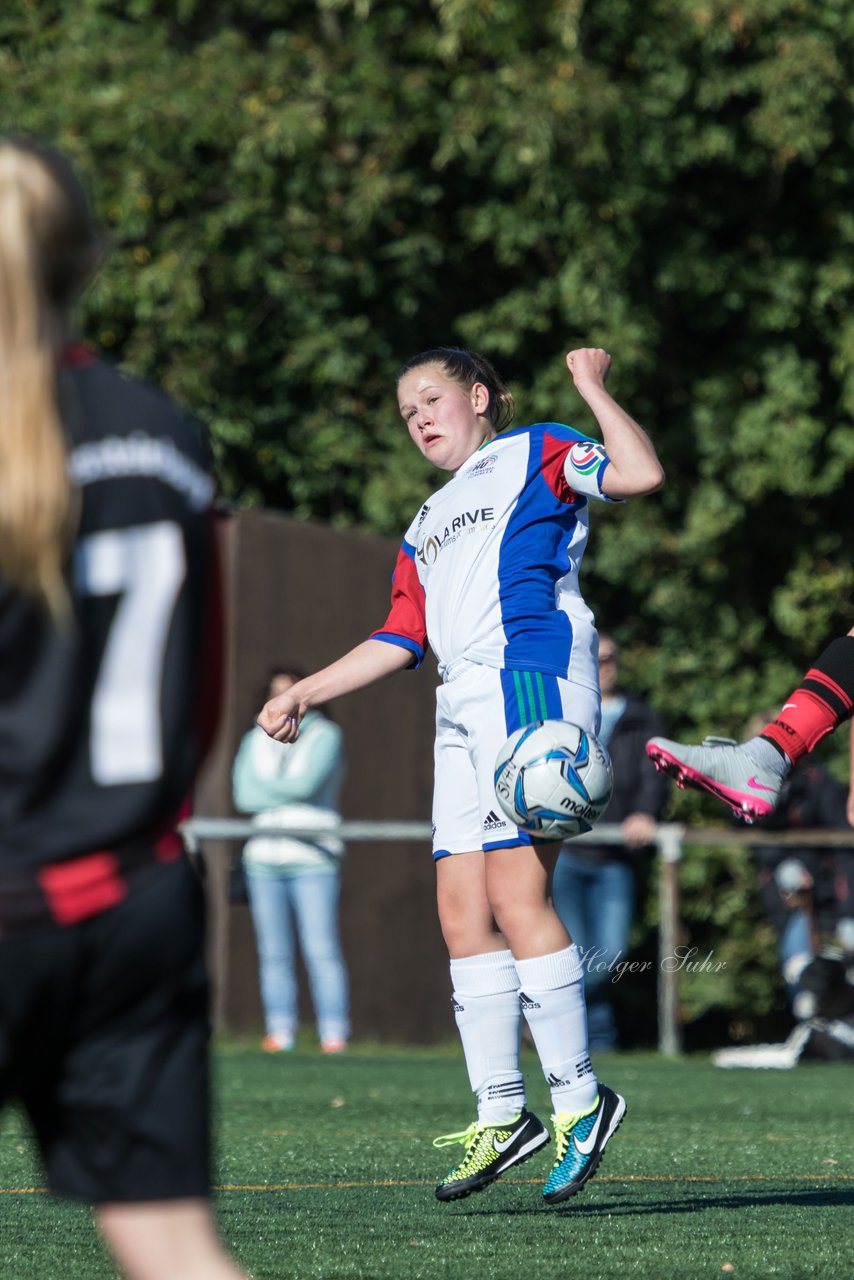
431, 660, 600, 859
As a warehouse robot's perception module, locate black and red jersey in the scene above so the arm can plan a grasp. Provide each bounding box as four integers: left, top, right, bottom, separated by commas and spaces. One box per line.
0, 348, 220, 927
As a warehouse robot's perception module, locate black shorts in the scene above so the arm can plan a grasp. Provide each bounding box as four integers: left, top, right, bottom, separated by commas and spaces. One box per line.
0, 856, 210, 1203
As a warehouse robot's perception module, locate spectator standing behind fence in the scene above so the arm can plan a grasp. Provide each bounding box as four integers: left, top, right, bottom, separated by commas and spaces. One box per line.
232, 666, 350, 1053
552, 635, 668, 1051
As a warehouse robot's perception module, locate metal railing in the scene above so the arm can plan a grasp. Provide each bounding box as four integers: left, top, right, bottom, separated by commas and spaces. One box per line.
181, 817, 854, 1057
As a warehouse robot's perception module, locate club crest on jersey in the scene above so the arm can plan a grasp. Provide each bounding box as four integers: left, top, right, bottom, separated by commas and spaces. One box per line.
567, 441, 605, 476
467, 454, 498, 478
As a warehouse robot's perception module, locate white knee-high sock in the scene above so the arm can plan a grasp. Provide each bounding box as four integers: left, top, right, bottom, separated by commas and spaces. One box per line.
515, 944, 598, 1118
450, 949, 527, 1126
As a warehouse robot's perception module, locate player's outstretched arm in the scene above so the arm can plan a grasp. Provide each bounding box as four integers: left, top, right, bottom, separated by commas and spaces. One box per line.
566, 348, 664, 500
258, 639, 412, 742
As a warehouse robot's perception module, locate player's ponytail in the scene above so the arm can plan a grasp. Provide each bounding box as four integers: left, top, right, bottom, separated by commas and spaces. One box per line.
0, 138, 101, 616
398, 346, 516, 433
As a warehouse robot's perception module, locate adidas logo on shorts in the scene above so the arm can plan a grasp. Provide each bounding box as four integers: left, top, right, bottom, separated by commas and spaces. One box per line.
519, 991, 541, 1010
482, 810, 506, 832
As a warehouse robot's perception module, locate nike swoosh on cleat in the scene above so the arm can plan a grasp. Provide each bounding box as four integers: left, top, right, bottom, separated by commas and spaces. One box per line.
781, 703, 797, 710
573, 1109, 603, 1157
747, 776, 777, 793
494, 1121, 528, 1152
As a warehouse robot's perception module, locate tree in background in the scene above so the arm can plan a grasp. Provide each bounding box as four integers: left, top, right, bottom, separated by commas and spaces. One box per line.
2, 0, 853, 754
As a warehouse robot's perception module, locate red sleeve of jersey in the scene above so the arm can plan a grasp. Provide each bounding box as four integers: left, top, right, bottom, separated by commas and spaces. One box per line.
369, 542, 427, 667
540, 432, 580, 505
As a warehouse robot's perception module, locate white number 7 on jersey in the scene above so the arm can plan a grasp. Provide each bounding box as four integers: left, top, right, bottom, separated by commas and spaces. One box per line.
75, 521, 186, 786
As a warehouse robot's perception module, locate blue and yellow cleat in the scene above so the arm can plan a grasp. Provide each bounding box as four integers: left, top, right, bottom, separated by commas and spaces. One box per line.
542, 1085, 627, 1204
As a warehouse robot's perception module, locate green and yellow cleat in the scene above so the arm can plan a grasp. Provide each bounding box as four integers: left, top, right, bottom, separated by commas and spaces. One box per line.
433, 1108, 550, 1202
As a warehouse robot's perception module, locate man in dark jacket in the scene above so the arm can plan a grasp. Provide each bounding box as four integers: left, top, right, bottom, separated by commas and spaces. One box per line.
552, 635, 669, 1050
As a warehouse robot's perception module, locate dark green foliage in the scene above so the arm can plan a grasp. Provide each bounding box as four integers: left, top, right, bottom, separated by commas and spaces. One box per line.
4, 0, 853, 741
3, 1, 853, 1024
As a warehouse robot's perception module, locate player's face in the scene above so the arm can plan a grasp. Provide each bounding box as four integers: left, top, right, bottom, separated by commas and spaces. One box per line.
398, 364, 494, 471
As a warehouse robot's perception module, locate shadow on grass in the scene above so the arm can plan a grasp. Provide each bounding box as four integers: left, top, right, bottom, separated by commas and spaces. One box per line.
455, 1184, 854, 1218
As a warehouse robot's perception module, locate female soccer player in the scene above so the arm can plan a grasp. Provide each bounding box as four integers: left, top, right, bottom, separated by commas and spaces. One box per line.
0, 137, 246, 1279
259, 344, 664, 1204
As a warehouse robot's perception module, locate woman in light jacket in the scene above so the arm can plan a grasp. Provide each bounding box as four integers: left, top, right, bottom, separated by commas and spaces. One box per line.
233, 666, 349, 1052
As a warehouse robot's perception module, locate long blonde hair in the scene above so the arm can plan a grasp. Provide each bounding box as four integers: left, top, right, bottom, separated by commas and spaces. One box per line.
0, 137, 102, 615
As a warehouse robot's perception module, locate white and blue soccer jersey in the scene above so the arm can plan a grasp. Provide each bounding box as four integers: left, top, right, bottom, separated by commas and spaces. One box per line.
371, 423, 615, 689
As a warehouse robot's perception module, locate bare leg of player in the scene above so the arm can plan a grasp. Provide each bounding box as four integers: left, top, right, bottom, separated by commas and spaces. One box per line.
96, 1200, 248, 1280
484, 841, 569, 959
436, 850, 506, 958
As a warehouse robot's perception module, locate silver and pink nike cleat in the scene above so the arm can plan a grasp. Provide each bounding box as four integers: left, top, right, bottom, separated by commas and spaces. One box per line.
645, 735, 783, 823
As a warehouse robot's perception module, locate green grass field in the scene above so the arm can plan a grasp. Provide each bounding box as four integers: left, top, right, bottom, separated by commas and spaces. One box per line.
1, 1044, 852, 1279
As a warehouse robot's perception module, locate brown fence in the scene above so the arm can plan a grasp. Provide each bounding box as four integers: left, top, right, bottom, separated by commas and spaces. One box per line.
195, 508, 453, 1043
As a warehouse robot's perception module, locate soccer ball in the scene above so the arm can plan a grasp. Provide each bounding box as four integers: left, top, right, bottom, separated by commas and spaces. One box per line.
493, 720, 613, 839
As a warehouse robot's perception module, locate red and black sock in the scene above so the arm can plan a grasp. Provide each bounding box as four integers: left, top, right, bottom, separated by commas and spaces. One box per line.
761, 635, 854, 764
